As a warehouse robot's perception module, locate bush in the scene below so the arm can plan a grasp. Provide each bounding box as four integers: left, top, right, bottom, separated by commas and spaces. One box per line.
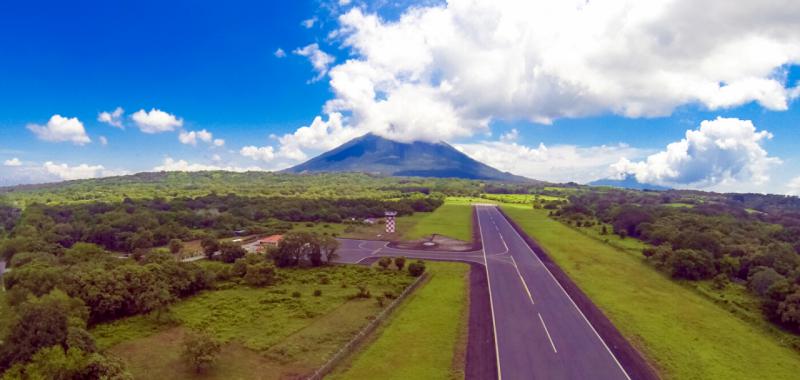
383, 291, 396, 299
313, 289, 322, 297
376, 296, 386, 307
394, 257, 406, 271
355, 285, 371, 298
318, 275, 330, 285
291, 291, 302, 298
408, 260, 426, 277
181, 332, 221, 373
244, 263, 276, 287
712, 274, 729, 290
168, 239, 183, 254
378, 257, 392, 270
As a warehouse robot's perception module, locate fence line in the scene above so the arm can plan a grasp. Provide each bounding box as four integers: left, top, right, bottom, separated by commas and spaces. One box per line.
306, 272, 430, 380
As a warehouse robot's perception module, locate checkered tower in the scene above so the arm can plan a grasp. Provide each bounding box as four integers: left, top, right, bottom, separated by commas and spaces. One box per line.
385, 211, 398, 233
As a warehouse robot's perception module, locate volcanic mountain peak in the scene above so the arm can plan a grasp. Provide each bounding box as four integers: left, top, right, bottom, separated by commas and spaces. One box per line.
284, 133, 529, 182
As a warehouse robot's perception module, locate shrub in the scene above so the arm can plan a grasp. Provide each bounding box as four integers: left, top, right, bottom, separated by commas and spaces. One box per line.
313, 289, 322, 297
378, 257, 392, 270
291, 291, 301, 298
182, 332, 221, 373
394, 257, 406, 271
376, 296, 386, 307
243, 263, 276, 287
318, 275, 330, 285
408, 260, 426, 277
168, 239, 183, 254
383, 291, 396, 299
712, 274, 729, 290
355, 285, 371, 299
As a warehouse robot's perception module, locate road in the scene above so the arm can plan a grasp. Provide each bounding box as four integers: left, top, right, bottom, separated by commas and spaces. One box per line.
336, 205, 630, 380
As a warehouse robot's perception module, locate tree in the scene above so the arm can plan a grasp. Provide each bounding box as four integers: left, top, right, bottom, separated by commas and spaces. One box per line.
408, 260, 426, 277
182, 332, 221, 373
219, 242, 246, 263
378, 257, 392, 269
668, 249, 716, 280
778, 288, 800, 331
748, 267, 787, 297
319, 235, 340, 264
243, 263, 276, 287
0, 289, 89, 369
394, 257, 406, 271
200, 237, 219, 259
168, 239, 184, 254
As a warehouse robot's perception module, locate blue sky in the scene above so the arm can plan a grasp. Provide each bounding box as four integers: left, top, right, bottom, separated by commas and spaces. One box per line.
1, 0, 799, 194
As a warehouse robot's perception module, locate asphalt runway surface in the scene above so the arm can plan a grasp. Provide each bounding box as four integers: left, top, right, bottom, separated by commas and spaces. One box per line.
336, 205, 630, 380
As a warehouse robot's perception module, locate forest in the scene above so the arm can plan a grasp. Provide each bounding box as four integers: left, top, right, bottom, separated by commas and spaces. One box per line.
552, 188, 800, 332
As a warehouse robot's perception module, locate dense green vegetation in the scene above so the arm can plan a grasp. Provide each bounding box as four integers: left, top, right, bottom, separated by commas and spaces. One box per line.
552, 189, 800, 333
92, 264, 415, 379
332, 262, 469, 380
502, 204, 800, 379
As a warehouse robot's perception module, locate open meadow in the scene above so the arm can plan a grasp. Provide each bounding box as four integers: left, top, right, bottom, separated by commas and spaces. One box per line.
91, 265, 415, 379
331, 262, 470, 380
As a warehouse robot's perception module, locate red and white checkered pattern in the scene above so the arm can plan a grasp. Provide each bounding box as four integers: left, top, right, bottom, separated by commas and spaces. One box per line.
386, 216, 396, 233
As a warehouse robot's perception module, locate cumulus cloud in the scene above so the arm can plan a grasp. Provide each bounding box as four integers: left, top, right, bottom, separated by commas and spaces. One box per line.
240, 146, 276, 162
43, 161, 127, 181
178, 129, 213, 146
294, 43, 336, 82
788, 177, 800, 196
456, 140, 647, 184
296, 0, 800, 144
99, 136, 108, 146
3, 158, 21, 167
274, 112, 364, 161
27, 115, 91, 145
98, 107, 124, 128
274, 48, 287, 58
612, 117, 780, 188
131, 108, 183, 133
213, 139, 225, 147
153, 157, 264, 173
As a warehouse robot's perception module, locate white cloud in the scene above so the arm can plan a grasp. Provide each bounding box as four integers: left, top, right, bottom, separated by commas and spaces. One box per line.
294, 43, 336, 82
98, 107, 124, 128
178, 129, 213, 146
213, 138, 225, 147
99, 136, 108, 146
302, 17, 318, 29
275, 112, 364, 161
274, 48, 287, 58
240, 146, 276, 162
304, 0, 800, 143
788, 177, 800, 196
339, 0, 352, 5
456, 140, 647, 184
499, 129, 518, 142
153, 157, 264, 173
212, 154, 222, 162
3, 158, 21, 167
27, 115, 91, 145
612, 117, 780, 188
130, 108, 183, 133
43, 161, 127, 181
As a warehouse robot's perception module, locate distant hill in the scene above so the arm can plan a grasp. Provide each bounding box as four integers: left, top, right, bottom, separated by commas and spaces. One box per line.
589, 175, 671, 191
284, 133, 530, 182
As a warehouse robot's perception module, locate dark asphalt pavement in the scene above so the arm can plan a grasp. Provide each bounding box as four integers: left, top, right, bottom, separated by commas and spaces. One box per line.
336, 205, 630, 380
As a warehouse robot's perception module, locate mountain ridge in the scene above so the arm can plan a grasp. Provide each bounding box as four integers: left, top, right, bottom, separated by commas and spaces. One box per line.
283, 133, 530, 182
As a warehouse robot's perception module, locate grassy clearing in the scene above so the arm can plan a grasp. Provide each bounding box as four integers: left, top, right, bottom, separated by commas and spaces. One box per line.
404, 198, 474, 242
331, 262, 470, 380
92, 265, 414, 379
501, 204, 800, 379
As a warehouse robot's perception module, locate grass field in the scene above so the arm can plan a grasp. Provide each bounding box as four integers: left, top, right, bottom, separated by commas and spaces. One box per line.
331, 262, 470, 380
92, 265, 414, 379
403, 198, 474, 242
501, 204, 800, 379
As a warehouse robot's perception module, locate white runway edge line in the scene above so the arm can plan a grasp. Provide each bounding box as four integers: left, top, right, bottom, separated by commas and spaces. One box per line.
509, 255, 535, 305
538, 313, 558, 354
477, 207, 503, 380
494, 207, 632, 380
